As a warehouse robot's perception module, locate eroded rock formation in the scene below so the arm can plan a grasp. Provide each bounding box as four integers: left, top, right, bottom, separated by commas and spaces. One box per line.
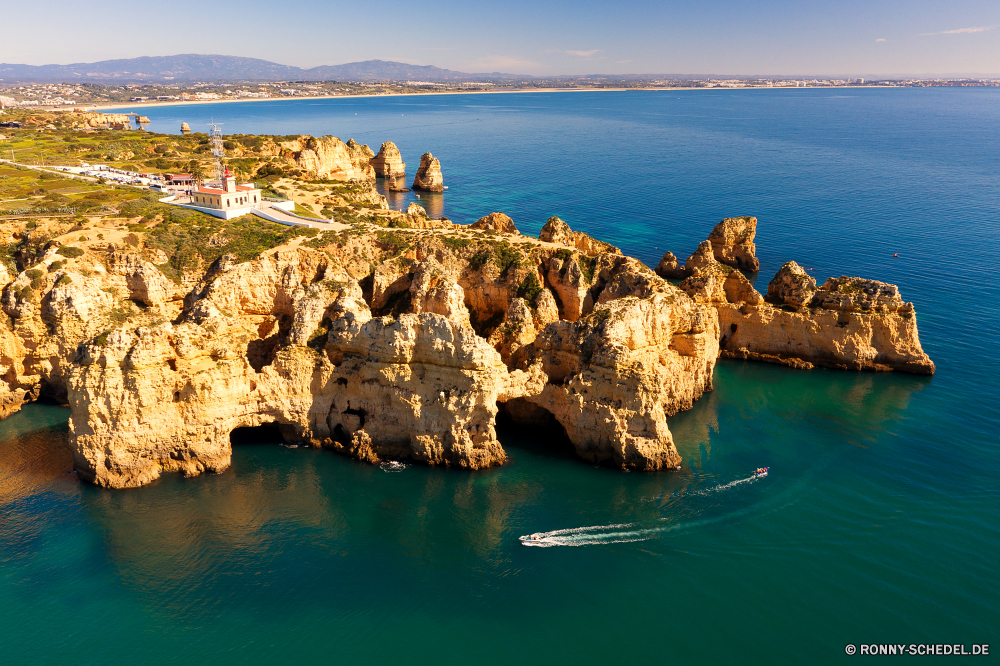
708, 216, 759, 272
281, 135, 376, 181
0, 201, 935, 489
371, 141, 408, 191
412, 152, 444, 192
539, 216, 621, 256
716, 262, 934, 373
470, 212, 518, 234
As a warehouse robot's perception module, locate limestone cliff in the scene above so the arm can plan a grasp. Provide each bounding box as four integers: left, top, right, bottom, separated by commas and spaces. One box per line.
539, 217, 621, 256
371, 141, 407, 191
67, 251, 546, 487
281, 135, 376, 181
470, 212, 518, 234
716, 261, 934, 374
0, 194, 936, 489
412, 152, 444, 192
708, 216, 759, 272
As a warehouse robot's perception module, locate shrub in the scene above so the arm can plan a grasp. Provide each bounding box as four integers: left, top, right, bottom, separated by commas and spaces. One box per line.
57, 246, 85, 258
25, 268, 44, 289
517, 272, 542, 303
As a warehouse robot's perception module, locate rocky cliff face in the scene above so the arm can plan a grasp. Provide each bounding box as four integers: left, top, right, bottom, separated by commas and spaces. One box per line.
0, 200, 935, 489
370, 141, 407, 191
281, 135, 376, 181
470, 212, 518, 234
716, 261, 934, 373
539, 217, 621, 256
65, 112, 133, 130
412, 152, 444, 192
708, 216, 759, 272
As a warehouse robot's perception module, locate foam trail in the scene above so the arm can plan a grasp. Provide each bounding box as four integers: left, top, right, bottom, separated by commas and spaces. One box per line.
688, 472, 763, 496
523, 471, 769, 547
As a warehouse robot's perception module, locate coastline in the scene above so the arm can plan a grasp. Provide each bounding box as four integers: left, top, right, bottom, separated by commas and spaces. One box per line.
80, 84, 894, 112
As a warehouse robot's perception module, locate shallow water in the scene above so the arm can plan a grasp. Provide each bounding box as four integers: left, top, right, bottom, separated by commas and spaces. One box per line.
3, 89, 998, 664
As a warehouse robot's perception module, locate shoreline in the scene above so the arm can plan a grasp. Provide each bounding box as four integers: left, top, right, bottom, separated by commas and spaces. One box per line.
79, 84, 900, 112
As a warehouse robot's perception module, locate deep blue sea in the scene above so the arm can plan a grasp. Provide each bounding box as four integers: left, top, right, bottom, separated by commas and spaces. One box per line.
3, 89, 998, 664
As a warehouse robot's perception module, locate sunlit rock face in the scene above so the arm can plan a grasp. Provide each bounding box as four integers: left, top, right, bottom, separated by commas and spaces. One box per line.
0, 208, 933, 488
412, 152, 444, 192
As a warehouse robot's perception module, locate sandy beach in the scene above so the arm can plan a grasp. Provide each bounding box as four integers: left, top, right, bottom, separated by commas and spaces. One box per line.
80, 84, 879, 112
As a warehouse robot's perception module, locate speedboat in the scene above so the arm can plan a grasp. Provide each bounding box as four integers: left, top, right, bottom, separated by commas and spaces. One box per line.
754, 467, 769, 477
519, 534, 543, 544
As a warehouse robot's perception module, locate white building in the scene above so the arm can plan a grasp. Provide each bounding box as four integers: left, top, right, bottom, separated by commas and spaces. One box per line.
188, 169, 263, 219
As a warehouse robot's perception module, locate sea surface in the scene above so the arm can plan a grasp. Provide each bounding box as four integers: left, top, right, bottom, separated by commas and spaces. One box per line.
3, 89, 998, 664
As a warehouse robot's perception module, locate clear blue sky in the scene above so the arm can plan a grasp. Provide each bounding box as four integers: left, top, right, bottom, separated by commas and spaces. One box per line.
5, 0, 999, 76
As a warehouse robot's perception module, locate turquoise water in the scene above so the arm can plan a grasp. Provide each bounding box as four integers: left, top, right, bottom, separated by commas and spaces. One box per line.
4, 90, 998, 663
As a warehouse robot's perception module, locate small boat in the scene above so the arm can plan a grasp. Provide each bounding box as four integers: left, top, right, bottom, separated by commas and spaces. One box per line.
893, 253, 899, 258
519, 534, 543, 544
754, 467, 769, 477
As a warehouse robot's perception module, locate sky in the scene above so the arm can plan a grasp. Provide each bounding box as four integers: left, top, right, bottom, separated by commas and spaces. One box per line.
3, 0, 999, 76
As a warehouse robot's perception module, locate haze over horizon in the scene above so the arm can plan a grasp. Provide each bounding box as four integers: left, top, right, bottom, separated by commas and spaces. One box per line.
3, 0, 999, 77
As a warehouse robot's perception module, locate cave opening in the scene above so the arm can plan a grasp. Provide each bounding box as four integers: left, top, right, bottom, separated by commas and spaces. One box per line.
496, 399, 577, 461
229, 423, 285, 447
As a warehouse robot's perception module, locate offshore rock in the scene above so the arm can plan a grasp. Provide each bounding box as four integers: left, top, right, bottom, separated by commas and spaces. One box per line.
655, 251, 688, 279
371, 141, 408, 191
470, 212, 519, 234
371, 141, 406, 178
685, 240, 723, 275
412, 152, 444, 192
708, 216, 759, 272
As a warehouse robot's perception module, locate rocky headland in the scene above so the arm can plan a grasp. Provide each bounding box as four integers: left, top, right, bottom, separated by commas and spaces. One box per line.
0, 154, 933, 489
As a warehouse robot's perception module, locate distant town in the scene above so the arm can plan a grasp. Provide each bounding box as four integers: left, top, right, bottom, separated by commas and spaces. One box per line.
1, 76, 997, 109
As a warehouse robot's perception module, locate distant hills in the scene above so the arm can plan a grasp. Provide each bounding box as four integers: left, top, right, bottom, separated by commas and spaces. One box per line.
0, 54, 526, 83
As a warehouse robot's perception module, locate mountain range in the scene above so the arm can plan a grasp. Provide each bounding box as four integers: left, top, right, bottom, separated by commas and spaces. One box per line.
0, 55, 526, 83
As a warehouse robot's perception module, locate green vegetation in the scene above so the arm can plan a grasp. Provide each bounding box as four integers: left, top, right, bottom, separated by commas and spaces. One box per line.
374, 230, 410, 256
140, 212, 318, 279
25, 268, 44, 289
56, 245, 85, 258
469, 240, 524, 274
517, 272, 542, 303
580, 255, 598, 284
441, 236, 471, 251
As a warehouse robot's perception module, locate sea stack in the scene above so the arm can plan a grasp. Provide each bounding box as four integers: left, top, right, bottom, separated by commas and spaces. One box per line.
180, 122, 191, 134
412, 152, 444, 192
707, 216, 759, 272
371, 141, 407, 192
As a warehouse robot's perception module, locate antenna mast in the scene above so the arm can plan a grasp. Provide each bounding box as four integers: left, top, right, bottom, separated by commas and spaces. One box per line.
208, 122, 225, 185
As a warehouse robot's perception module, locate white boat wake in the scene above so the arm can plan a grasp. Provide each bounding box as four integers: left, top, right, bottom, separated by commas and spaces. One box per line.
520, 470, 769, 547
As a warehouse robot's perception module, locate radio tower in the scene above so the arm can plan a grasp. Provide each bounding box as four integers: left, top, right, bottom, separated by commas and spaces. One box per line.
208, 122, 225, 185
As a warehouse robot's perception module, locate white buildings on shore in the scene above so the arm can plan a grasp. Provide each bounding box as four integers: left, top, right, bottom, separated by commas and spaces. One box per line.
185, 168, 263, 219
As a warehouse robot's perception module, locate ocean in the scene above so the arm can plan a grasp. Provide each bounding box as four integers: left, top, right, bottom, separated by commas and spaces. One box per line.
2, 89, 997, 664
